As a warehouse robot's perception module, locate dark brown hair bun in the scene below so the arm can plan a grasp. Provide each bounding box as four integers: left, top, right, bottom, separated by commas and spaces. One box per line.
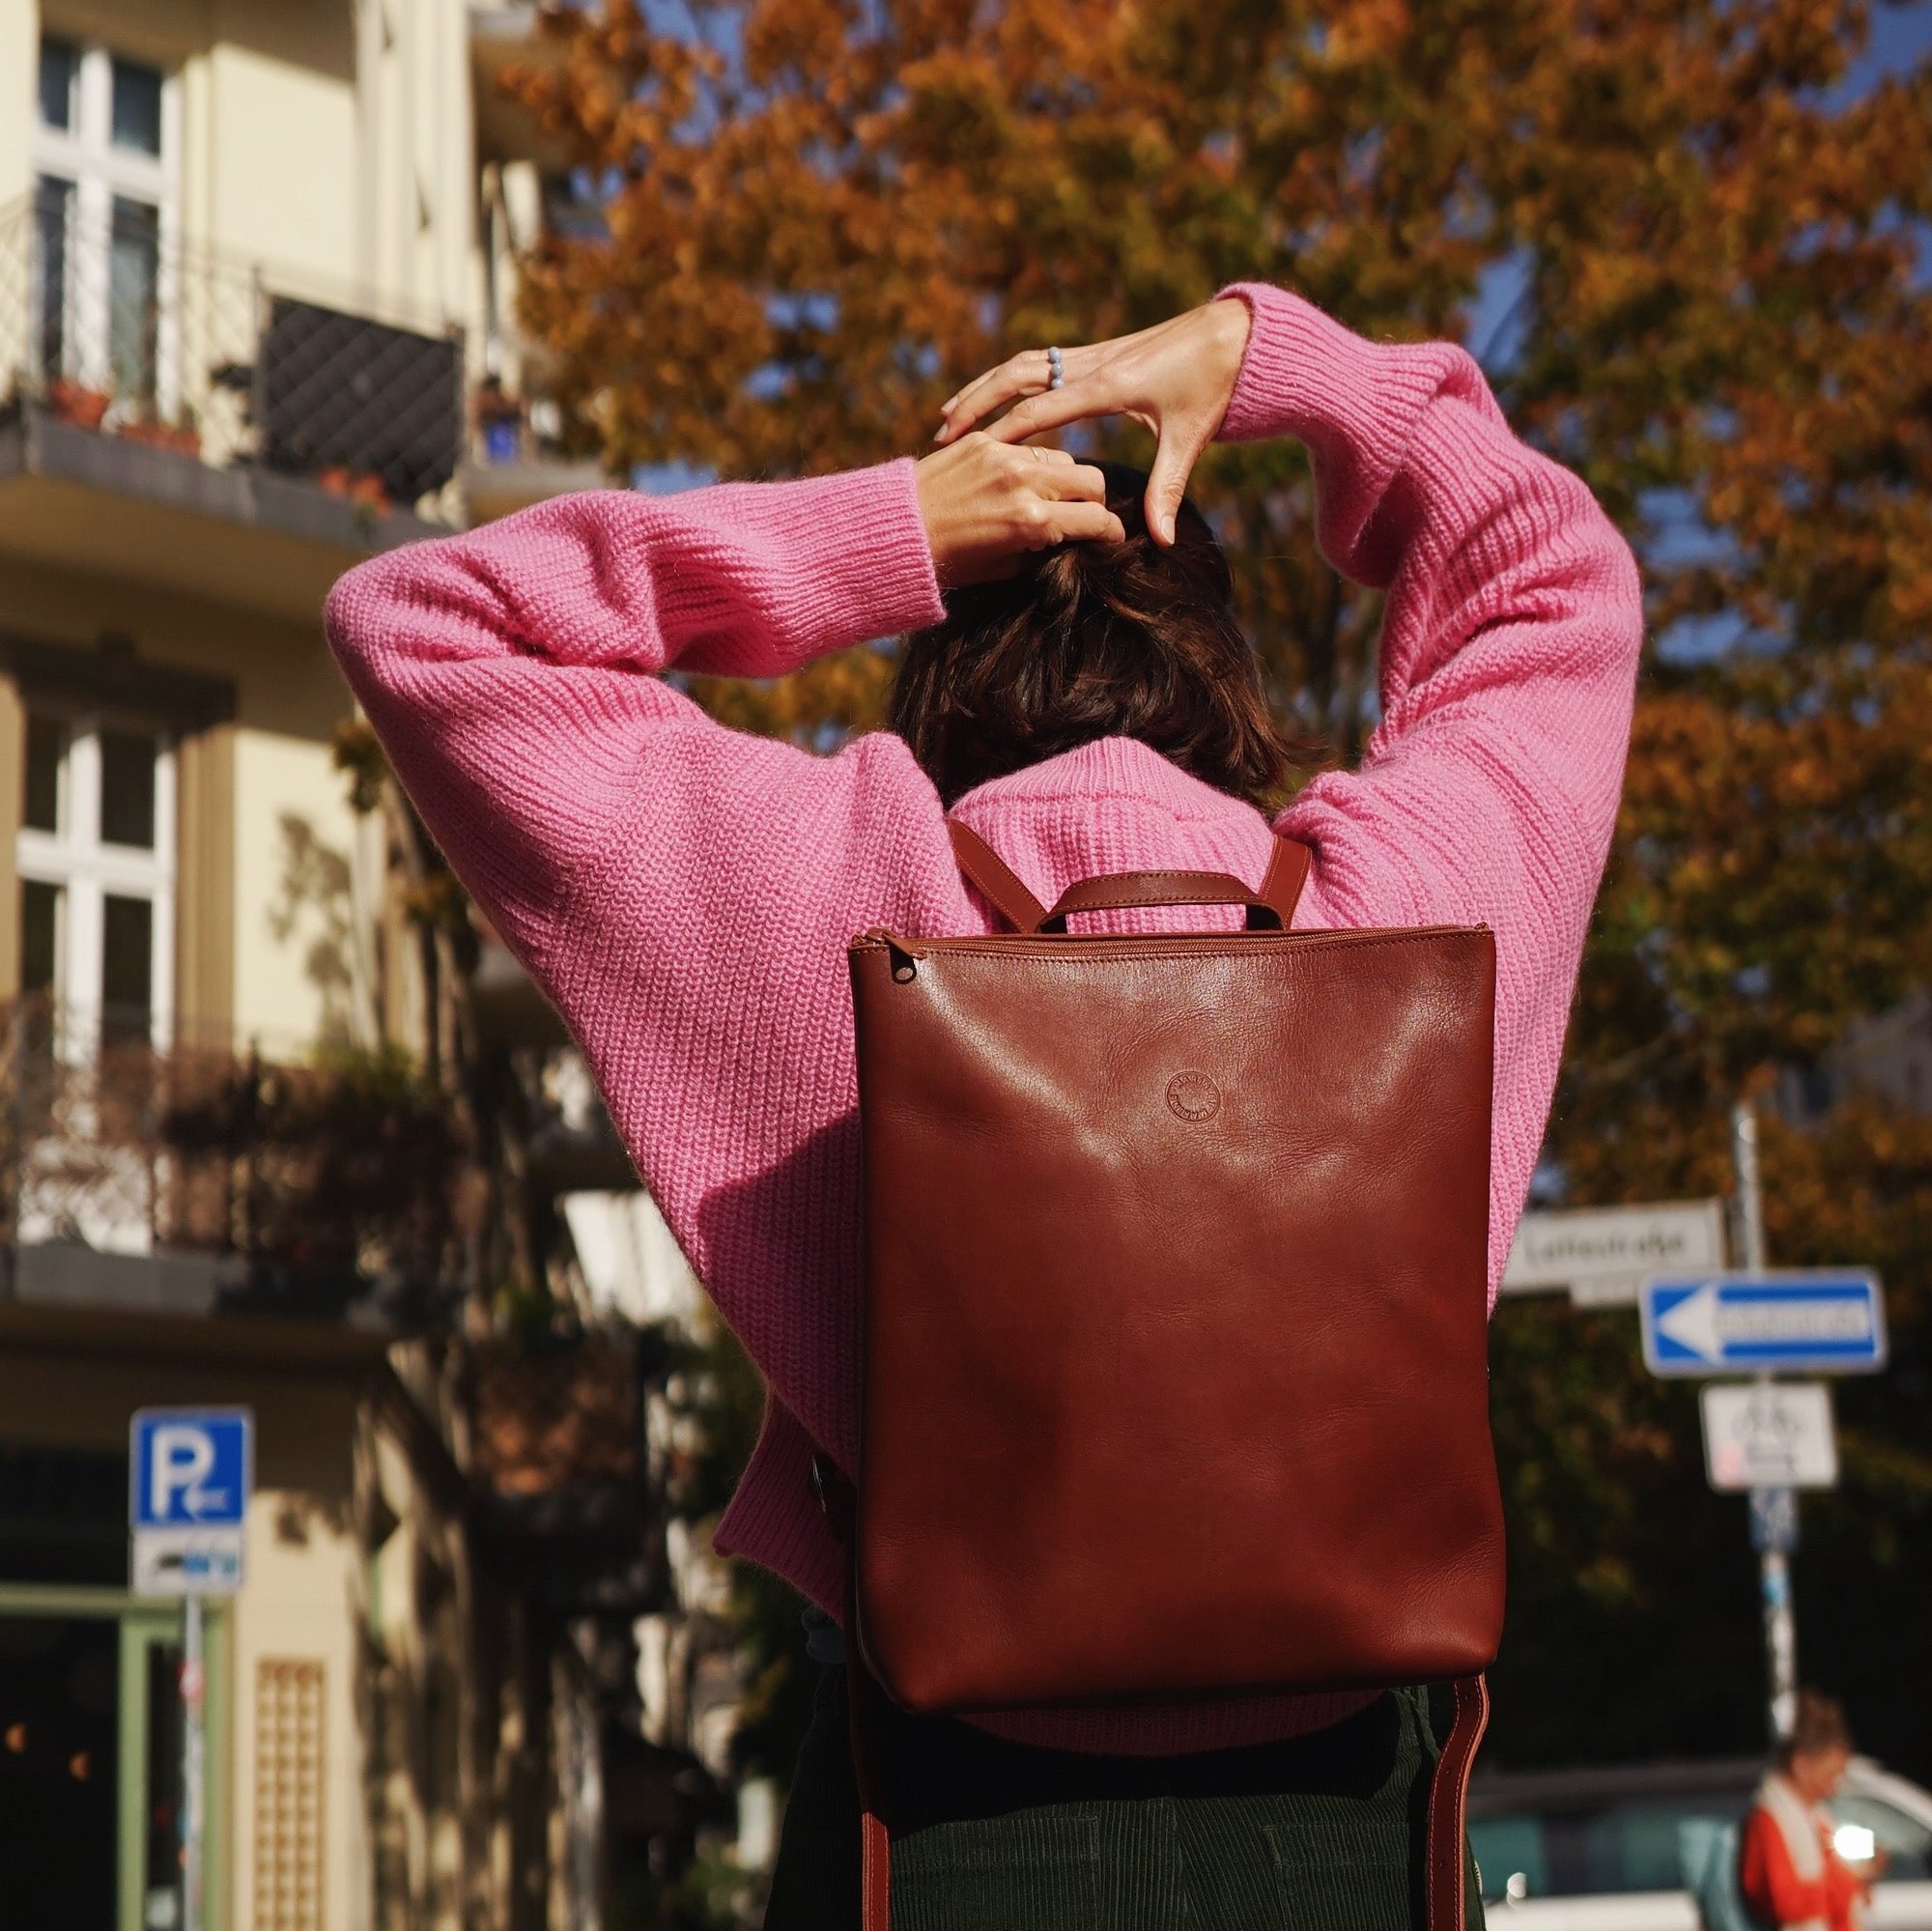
890, 461, 1316, 809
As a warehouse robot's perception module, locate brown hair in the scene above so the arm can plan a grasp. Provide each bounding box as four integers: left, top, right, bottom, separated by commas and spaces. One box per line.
890, 462, 1317, 809
1782, 1690, 1853, 1766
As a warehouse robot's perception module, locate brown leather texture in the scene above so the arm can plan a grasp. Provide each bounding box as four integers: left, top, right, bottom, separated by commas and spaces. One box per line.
847, 832, 1505, 1717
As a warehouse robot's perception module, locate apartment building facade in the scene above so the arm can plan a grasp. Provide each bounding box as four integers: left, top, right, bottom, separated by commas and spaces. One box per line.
0, 7, 665, 1930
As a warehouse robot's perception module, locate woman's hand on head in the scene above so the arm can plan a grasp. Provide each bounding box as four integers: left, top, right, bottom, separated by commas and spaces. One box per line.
914, 436, 1125, 588
931, 298, 1253, 546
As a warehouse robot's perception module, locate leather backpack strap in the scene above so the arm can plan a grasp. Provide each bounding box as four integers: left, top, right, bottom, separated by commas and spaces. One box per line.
861, 1802, 891, 1931
1426, 1675, 1491, 1931
949, 821, 1048, 932
951, 821, 1313, 935
812, 1455, 893, 1931
849, 1667, 893, 1931
1259, 832, 1314, 927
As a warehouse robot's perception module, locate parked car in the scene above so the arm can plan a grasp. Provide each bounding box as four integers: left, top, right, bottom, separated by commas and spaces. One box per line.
1470, 1754, 1932, 1931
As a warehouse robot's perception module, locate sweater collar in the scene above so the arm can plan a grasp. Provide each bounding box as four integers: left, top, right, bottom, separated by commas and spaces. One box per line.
952, 735, 1249, 822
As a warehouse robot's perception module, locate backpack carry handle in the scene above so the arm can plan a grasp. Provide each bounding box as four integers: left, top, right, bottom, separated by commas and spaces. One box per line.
1043, 866, 1295, 931
950, 822, 1311, 934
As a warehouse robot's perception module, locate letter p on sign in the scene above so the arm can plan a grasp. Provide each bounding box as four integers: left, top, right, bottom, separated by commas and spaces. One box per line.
151, 1426, 220, 1520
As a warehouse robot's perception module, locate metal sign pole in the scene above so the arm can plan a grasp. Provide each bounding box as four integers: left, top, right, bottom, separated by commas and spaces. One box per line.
183, 1591, 205, 1931
1732, 1098, 1797, 1744
129, 1406, 252, 1931
1731, 1098, 1767, 1274
1759, 1530, 1798, 1738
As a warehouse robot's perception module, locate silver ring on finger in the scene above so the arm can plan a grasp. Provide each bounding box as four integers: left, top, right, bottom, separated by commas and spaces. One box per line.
1046, 346, 1065, 390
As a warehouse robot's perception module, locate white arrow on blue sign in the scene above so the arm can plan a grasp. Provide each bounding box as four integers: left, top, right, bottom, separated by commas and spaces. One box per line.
130, 1407, 254, 1530
1639, 1272, 1887, 1377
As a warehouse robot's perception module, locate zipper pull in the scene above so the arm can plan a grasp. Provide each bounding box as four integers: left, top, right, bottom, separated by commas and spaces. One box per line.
861, 929, 922, 983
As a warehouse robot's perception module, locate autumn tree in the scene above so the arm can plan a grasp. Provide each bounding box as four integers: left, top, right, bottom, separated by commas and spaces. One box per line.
502, 0, 1932, 1775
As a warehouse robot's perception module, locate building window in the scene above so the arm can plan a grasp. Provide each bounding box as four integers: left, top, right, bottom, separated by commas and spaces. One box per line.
31, 35, 177, 410
37, 36, 76, 131
110, 57, 164, 157
15, 707, 176, 1056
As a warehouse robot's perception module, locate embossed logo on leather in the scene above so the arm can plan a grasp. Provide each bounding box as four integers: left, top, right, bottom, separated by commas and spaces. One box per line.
1165, 1069, 1222, 1123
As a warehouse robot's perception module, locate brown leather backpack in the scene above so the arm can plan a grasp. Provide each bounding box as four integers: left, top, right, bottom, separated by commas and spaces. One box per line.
832, 822, 1506, 1931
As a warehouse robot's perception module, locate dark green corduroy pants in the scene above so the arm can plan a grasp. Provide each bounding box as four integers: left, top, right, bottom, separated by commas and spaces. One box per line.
765, 1663, 1484, 1931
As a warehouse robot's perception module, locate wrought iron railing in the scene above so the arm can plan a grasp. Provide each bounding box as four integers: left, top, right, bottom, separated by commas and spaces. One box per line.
0, 191, 467, 517
0, 997, 470, 1287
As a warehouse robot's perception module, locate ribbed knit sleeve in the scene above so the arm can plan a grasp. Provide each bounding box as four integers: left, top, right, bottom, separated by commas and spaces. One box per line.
324, 462, 947, 951
1215, 283, 1644, 1297
324, 463, 970, 1477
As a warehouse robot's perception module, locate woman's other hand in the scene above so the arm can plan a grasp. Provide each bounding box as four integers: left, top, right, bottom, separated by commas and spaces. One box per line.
932, 298, 1253, 547
915, 437, 1125, 587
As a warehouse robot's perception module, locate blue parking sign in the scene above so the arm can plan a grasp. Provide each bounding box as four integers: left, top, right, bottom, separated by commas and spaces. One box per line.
130, 1408, 253, 1530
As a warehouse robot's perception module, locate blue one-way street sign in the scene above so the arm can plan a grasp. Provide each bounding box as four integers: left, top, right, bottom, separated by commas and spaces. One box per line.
1639, 1272, 1886, 1377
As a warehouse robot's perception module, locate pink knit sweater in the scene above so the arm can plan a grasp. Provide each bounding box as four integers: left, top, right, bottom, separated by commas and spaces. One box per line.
327, 285, 1641, 1753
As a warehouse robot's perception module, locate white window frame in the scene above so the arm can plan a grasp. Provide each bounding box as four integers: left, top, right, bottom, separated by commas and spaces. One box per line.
16, 705, 178, 1060
31, 34, 183, 413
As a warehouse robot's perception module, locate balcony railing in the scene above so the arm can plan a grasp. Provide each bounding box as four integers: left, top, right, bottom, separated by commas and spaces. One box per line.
0, 191, 466, 518
0, 997, 470, 1300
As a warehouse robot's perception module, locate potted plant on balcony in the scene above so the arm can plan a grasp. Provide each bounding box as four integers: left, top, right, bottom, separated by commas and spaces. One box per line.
46, 378, 112, 432
318, 466, 395, 529
117, 407, 202, 458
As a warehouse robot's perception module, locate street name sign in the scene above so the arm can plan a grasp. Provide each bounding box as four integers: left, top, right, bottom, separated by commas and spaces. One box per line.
129, 1406, 253, 1597
1639, 1272, 1886, 1377
1701, 1382, 1838, 1491
1501, 1200, 1726, 1306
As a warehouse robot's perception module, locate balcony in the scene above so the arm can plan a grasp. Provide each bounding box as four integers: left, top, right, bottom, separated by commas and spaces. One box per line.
0, 193, 467, 622
0, 996, 469, 1326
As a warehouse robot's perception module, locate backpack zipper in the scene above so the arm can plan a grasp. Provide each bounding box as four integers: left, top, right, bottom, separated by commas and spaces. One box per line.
858, 929, 923, 982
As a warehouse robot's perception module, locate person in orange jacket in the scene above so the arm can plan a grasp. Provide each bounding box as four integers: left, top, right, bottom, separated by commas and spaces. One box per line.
1740, 1692, 1880, 1931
